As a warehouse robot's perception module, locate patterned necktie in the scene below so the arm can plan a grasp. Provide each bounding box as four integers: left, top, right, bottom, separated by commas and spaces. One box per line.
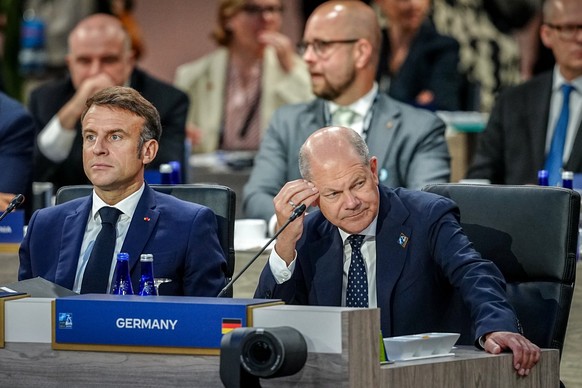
545, 84, 574, 186
81, 207, 122, 294
333, 107, 358, 128
346, 234, 368, 308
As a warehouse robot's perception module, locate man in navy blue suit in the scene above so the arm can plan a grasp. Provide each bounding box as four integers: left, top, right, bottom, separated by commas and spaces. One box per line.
255, 126, 540, 376
19, 86, 226, 296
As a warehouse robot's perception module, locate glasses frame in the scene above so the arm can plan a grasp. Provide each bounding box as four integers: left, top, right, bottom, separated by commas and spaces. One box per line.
545, 23, 582, 41
241, 4, 284, 17
297, 39, 360, 57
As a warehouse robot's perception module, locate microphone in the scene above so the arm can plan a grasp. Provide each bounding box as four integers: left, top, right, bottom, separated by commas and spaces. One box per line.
217, 204, 307, 298
0, 194, 25, 222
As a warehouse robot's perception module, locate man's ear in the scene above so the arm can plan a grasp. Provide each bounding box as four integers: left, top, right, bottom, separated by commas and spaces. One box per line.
141, 139, 159, 165
540, 24, 553, 49
369, 156, 379, 185
354, 39, 373, 69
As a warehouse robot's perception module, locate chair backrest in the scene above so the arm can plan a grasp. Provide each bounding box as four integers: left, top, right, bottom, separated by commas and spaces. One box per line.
422, 183, 579, 356
56, 184, 236, 295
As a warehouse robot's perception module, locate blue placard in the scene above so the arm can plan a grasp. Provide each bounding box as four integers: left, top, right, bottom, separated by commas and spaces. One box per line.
54, 294, 280, 349
0, 210, 24, 243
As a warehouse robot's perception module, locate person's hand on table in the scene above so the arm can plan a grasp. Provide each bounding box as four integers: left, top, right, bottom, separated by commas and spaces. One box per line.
483, 331, 540, 376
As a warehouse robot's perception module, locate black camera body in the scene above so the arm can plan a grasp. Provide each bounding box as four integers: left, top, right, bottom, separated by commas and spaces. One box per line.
219, 326, 308, 388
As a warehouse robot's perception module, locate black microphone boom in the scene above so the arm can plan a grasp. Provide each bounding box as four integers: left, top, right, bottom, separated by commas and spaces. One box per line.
0, 194, 25, 222
217, 204, 307, 298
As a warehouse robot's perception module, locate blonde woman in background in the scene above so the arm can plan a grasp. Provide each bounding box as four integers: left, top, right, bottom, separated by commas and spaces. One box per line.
175, 0, 313, 153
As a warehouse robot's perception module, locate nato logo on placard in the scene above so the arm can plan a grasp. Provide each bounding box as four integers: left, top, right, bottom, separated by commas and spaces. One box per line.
59, 312, 73, 329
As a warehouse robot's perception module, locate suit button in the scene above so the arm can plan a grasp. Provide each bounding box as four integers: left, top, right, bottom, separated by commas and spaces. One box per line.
265, 290, 272, 298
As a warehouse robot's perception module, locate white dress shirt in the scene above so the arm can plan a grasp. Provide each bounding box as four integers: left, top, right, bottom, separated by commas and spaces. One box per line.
72, 184, 145, 293
37, 115, 77, 162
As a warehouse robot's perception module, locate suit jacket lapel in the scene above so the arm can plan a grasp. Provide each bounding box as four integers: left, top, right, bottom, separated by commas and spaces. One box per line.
375, 186, 411, 336
366, 95, 399, 177
121, 185, 160, 272
309, 221, 343, 306
527, 73, 553, 170
307, 99, 327, 134
55, 198, 92, 289
566, 121, 582, 171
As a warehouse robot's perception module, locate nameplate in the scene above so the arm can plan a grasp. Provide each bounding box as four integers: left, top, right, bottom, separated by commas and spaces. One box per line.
53, 294, 282, 355
0, 210, 24, 243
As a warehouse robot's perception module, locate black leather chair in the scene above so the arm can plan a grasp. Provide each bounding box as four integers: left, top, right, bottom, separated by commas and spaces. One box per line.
56, 184, 236, 297
422, 183, 580, 357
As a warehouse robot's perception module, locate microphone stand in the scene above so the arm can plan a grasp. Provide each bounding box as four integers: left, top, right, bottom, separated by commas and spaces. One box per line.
217, 204, 306, 298
0, 194, 25, 223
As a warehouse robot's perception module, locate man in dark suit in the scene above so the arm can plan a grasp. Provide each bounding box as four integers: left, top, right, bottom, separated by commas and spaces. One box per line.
0, 92, 35, 213
243, 1, 450, 228
29, 13, 188, 190
19, 86, 226, 296
467, 0, 582, 185
255, 126, 540, 377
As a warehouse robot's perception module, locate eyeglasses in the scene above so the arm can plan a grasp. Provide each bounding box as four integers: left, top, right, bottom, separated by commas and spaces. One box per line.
545, 23, 582, 41
241, 4, 283, 17
297, 39, 360, 57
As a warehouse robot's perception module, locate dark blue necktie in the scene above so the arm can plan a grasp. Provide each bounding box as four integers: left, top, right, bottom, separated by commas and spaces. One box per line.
545, 84, 574, 186
81, 207, 122, 294
346, 234, 368, 308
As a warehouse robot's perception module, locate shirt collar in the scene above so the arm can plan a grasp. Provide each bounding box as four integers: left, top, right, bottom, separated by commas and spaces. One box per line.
338, 214, 378, 245
91, 182, 145, 221
328, 82, 379, 118
553, 65, 582, 92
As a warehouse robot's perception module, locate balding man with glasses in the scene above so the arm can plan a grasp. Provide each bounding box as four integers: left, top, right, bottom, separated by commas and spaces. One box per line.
468, 0, 582, 186
243, 0, 450, 226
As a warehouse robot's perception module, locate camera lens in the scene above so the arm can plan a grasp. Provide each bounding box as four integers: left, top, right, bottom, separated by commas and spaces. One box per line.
249, 340, 274, 365
241, 331, 283, 377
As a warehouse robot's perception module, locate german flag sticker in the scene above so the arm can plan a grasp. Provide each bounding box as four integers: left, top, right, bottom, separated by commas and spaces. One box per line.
221, 318, 242, 334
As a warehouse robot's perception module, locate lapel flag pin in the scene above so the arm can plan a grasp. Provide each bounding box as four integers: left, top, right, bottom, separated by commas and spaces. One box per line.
144, 217, 150, 222
398, 233, 409, 248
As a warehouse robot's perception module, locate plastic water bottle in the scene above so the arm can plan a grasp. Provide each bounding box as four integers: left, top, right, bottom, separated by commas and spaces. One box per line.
110, 253, 134, 295
562, 171, 574, 189
169, 161, 182, 184
138, 254, 157, 296
538, 170, 549, 186
18, 9, 46, 76
159, 163, 173, 184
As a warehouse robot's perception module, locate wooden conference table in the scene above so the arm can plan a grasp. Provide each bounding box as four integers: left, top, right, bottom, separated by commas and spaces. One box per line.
0, 306, 558, 388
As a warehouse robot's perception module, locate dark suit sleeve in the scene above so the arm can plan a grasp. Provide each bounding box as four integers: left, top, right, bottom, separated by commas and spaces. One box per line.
466, 96, 507, 183
424, 38, 461, 111
18, 209, 39, 280
254, 258, 307, 303
427, 197, 519, 340
0, 96, 35, 194
182, 205, 227, 296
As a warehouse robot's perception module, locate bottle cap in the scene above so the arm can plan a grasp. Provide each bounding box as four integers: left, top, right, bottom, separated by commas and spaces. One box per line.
117, 252, 129, 261
538, 170, 548, 178
140, 253, 154, 262
562, 171, 574, 180
159, 163, 172, 174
